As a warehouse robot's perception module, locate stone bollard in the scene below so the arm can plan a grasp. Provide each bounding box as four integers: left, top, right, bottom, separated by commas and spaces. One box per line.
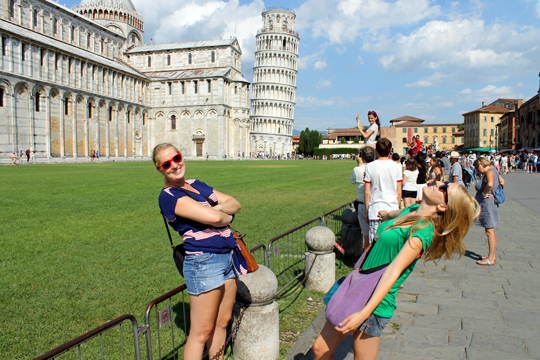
232, 265, 279, 360
341, 207, 364, 258
304, 226, 336, 293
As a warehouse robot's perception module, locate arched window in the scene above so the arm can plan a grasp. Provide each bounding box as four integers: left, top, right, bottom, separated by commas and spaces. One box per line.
211, 51, 215, 63
0, 88, 5, 107
166, 54, 171, 66
8, 0, 14, 18
142, 113, 146, 126
108, 106, 113, 121
194, 81, 198, 94
188, 53, 192, 64
171, 115, 176, 130
64, 98, 69, 115
33, 10, 38, 27
87, 103, 93, 118
147, 56, 151, 67
35, 93, 40, 112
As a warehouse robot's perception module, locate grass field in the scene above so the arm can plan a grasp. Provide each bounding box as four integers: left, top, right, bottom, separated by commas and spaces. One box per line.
0, 159, 356, 359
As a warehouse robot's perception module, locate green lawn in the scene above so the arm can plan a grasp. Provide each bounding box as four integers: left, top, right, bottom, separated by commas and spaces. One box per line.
0, 159, 356, 359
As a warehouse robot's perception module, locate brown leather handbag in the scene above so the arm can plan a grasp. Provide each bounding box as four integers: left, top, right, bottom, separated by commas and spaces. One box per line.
232, 229, 259, 273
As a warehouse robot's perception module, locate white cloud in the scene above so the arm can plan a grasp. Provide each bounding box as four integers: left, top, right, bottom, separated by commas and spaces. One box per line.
406, 72, 448, 87
457, 85, 517, 104
365, 18, 540, 79
296, 0, 441, 44
315, 78, 333, 89
298, 49, 326, 70
314, 60, 328, 71
335, 46, 347, 55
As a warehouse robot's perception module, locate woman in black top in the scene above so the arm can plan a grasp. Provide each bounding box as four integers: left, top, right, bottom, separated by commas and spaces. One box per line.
415, 151, 428, 184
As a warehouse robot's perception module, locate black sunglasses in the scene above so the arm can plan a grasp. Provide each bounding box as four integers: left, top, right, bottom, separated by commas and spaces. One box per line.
159, 153, 183, 170
427, 181, 449, 204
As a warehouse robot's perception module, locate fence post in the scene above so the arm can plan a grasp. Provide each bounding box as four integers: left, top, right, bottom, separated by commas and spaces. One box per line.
232, 265, 279, 360
304, 226, 336, 293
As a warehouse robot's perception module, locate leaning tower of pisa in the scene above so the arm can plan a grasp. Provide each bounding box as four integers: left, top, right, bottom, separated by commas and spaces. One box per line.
250, 8, 299, 156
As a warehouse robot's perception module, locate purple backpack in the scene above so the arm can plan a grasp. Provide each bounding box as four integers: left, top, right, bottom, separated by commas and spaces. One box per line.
325, 239, 390, 327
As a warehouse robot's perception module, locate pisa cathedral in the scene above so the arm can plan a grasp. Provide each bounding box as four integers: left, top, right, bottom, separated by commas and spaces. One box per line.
0, 0, 296, 162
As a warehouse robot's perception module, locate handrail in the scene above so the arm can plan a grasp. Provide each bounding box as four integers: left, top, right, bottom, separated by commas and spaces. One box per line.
144, 284, 187, 317
34, 314, 140, 360
268, 217, 322, 244
322, 202, 353, 218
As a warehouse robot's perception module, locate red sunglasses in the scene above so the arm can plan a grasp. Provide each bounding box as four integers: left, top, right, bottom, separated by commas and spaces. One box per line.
159, 152, 182, 170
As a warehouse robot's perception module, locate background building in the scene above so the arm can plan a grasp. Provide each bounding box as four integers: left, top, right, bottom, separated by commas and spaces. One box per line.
249, 8, 299, 156
0, 0, 252, 162
381, 116, 462, 154
462, 99, 521, 151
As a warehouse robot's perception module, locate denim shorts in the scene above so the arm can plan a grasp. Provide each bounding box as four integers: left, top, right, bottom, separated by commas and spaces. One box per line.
183, 252, 236, 295
359, 313, 392, 337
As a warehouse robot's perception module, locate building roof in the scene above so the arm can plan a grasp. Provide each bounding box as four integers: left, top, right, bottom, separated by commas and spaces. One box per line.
292, 135, 299, 143
452, 130, 464, 137
0, 20, 146, 79
390, 116, 425, 124
78, 0, 136, 11
422, 123, 462, 127
144, 68, 249, 82
127, 39, 238, 54
462, 105, 510, 117
393, 121, 426, 127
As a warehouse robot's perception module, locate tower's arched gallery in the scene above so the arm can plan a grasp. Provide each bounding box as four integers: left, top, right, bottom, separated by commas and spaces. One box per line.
0, 0, 297, 161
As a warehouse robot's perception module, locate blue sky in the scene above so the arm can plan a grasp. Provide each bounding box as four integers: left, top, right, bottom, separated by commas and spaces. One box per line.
63, 0, 540, 132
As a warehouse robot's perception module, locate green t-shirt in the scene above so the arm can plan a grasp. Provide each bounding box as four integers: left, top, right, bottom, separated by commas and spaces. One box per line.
361, 204, 434, 319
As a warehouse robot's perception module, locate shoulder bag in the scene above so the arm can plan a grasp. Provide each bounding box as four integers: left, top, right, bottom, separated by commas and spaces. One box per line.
325, 236, 421, 327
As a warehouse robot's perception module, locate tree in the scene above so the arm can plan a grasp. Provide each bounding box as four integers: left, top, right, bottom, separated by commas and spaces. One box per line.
458, 123, 464, 131
353, 136, 359, 144
340, 137, 347, 144
297, 128, 322, 156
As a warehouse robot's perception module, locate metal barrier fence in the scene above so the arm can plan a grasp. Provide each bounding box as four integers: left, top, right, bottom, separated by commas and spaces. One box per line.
267, 217, 323, 295
322, 202, 354, 241
34, 314, 142, 360
143, 284, 189, 360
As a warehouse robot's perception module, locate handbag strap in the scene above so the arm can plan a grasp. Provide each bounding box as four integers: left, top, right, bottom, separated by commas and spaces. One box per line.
162, 212, 175, 250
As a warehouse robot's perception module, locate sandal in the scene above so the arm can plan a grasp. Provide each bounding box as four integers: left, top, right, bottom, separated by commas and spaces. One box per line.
476, 259, 495, 266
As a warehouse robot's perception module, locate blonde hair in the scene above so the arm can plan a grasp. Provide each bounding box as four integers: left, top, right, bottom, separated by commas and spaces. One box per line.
152, 143, 180, 168
387, 185, 480, 263
473, 157, 490, 169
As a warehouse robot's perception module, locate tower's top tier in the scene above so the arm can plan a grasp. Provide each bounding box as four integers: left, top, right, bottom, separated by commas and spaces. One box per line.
260, 8, 297, 35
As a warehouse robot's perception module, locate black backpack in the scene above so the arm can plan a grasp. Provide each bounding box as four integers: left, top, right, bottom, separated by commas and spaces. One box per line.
462, 169, 471, 186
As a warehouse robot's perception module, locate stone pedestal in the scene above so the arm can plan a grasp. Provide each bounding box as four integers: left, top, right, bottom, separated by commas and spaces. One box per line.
233, 265, 279, 360
304, 226, 336, 293
341, 207, 363, 258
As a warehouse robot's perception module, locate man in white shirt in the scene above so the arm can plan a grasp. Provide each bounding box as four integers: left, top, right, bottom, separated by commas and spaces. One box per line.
351, 146, 375, 249
364, 138, 403, 243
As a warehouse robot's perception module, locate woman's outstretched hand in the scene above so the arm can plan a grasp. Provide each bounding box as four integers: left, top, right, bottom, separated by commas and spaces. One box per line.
356, 112, 361, 126
335, 311, 369, 335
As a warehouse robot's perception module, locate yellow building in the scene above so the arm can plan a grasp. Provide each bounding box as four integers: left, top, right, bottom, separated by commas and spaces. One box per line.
462, 99, 520, 150
382, 116, 462, 155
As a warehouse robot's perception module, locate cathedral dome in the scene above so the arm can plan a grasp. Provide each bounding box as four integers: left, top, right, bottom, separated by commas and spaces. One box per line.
78, 0, 137, 12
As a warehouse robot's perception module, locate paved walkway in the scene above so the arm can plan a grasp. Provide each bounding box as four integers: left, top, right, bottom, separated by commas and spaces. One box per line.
302, 170, 540, 360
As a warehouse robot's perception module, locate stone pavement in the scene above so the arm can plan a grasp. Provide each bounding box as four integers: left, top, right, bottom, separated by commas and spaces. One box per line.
298, 170, 540, 360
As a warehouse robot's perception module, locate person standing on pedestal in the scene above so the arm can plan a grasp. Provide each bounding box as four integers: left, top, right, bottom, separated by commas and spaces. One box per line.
356, 111, 380, 147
